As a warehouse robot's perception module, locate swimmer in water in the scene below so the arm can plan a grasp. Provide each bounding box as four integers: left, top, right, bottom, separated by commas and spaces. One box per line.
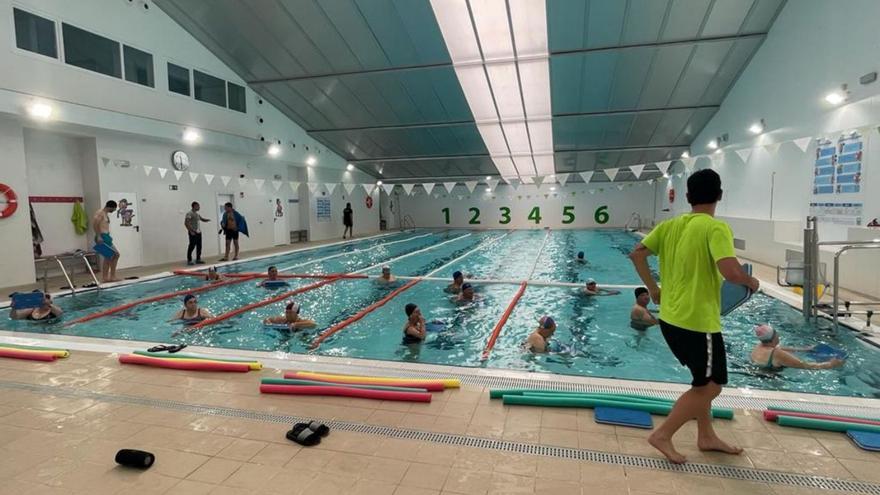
457, 282, 477, 303
575, 251, 588, 264
258, 266, 283, 287
171, 294, 213, 324
582, 278, 620, 296
376, 265, 396, 284
264, 301, 315, 330
9, 293, 62, 321
750, 324, 844, 371
205, 266, 222, 282
402, 303, 426, 345
630, 287, 658, 330
524, 316, 557, 353
446, 270, 465, 294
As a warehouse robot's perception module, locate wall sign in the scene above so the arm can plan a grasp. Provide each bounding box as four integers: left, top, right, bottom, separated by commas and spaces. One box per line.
316, 197, 331, 222
811, 131, 866, 225
439, 205, 609, 226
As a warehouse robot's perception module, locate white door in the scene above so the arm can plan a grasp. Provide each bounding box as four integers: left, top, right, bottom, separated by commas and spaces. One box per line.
216, 193, 234, 254
272, 197, 288, 246
107, 192, 143, 269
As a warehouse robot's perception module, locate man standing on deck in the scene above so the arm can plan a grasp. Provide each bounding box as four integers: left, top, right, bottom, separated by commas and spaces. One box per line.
629, 169, 758, 464
92, 200, 120, 283
185, 201, 210, 266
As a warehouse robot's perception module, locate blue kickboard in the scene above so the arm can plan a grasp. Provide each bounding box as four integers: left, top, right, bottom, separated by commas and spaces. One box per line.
808, 343, 848, 360
426, 321, 445, 332
262, 280, 290, 288
93, 243, 116, 259
721, 263, 753, 316
11, 292, 45, 309
847, 430, 880, 451
594, 407, 653, 429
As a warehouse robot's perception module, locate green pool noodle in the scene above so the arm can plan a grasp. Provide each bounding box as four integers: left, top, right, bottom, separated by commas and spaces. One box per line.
768, 406, 880, 423
489, 389, 675, 404
502, 394, 734, 420
0, 342, 68, 352
776, 415, 880, 434
133, 350, 259, 364
260, 377, 428, 393
521, 392, 674, 406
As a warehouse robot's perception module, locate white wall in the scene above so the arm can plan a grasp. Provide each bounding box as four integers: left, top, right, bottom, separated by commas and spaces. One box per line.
305, 167, 380, 242
0, 118, 36, 286
399, 182, 657, 229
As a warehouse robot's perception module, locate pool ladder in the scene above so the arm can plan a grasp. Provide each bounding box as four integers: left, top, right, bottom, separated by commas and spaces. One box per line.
402, 214, 416, 230
624, 213, 642, 232
35, 251, 102, 296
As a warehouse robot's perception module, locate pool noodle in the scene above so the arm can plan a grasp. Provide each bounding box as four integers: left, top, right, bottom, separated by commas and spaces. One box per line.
502, 394, 734, 420
481, 281, 527, 360
118, 354, 250, 372
262, 378, 429, 393
520, 392, 674, 406
0, 344, 68, 358
776, 415, 880, 434
132, 351, 261, 370
489, 389, 674, 403
133, 350, 261, 365
289, 370, 459, 389
283, 372, 446, 391
763, 410, 880, 426
767, 406, 880, 422
310, 279, 422, 349
0, 348, 57, 362
259, 384, 431, 402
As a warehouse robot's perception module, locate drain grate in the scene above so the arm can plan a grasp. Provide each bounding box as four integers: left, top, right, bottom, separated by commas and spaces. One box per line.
2, 380, 879, 494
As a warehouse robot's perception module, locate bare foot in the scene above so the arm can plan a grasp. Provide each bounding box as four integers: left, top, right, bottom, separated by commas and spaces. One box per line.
698, 437, 743, 455
648, 433, 687, 464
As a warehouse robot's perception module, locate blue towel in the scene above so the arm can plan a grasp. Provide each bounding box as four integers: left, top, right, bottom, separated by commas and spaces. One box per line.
220, 211, 249, 237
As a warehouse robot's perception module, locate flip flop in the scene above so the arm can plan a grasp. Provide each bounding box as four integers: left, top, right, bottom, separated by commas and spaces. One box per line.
287, 423, 321, 446
167, 344, 188, 353
147, 344, 171, 352
304, 421, 330, 437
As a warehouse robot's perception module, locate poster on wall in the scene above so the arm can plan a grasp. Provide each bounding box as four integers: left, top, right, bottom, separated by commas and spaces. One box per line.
316, 197, 331, 223
810, 131, 865, 225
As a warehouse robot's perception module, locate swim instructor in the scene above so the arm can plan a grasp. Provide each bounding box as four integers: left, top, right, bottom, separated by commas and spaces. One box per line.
629, 169, 758, 464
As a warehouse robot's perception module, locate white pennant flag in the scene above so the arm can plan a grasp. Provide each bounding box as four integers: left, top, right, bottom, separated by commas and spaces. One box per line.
556, 173, 570, 186
307, 182, 319, 193
271, 180, 282, 191
343, 183, 356, 195
401, 183, 415, 195
655, 160, 671, 175
157, 167, 168, 179
457, 195, 463, 201
326, 183, 338, 195
681, 157, 695, 172
220, 175, 231, 187
253, 179, 265, 190
486, 178, 500, 191
422, 183, 436, 195
464, 180, 478, 193
520, 176, 534, 185
604, 168, 619, 181
173, 170, 184, 181
509, 179, 520, 191
735, 149, 752, 164
238, 177, 248, 186
764, 142, 781, 155
204, 174, 215, 185
617, 184, 625, 191
382, 183, 395, 195
189, 172, 199, 183
443, 182, 457, 194
793, 137, 812, 153
579, 171, 594, 183
648, 178, 655, 184
629, 164, 645, 179
533, 176, 545, 186
143, 165, 153, 177
288, 181, 300, 192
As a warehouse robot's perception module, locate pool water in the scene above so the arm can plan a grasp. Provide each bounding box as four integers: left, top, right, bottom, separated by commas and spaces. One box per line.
4, 229, 880, 398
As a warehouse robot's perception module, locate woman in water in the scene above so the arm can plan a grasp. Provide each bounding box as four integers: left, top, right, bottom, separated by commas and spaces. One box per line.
171, 294, 214, 325
750, 324, 844, 370
9, 293, 62, 321
264, 302, 315, 330
402, 303, 426, 345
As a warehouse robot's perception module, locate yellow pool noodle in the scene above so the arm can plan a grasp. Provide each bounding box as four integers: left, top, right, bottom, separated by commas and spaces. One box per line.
0, 346, 69, 358
294, 370, 460, 388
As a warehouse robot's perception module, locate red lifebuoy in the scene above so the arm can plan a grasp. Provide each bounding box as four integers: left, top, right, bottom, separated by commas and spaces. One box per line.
668, 188, 675, 204
365, 196, 373, 209
0, 183, 18, 218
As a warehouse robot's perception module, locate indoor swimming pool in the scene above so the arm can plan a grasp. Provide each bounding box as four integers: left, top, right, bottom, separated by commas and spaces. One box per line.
4, 229, 878, 399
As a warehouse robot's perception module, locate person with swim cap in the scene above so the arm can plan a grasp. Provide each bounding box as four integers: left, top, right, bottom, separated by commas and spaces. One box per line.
575, 251, 587, 264
750, 324, 843, 370
447, 271, 465, 293
582, 278, 620, 296
204, 266, 222, 282
264, 301, 315, 331
630, 287, 658, 330
402, 303, 426, 345
171, 294, 213, 325
376, 265, 396, 284
457, 282, 477, 302
525, 316, 557, 353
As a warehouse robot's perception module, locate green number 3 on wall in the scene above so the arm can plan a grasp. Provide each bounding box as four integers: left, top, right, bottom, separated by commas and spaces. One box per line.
594, 205, 609, 224
499, 207, 511, 224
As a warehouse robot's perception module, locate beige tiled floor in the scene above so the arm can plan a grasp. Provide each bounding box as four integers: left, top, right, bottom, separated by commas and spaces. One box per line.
0, 350, 876, 494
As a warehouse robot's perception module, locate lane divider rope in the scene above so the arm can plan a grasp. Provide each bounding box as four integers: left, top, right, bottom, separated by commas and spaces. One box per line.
481, 281, 528, 361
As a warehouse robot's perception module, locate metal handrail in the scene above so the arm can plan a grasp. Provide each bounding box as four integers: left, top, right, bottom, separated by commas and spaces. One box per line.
402, 214, 416, 230
79, 251, 101, 289
832, 243, 880, 329
624, 212, 642, 231
35, 251, 101, 295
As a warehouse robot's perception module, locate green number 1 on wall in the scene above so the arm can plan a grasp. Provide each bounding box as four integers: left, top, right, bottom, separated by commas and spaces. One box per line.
441, 207, 450, 225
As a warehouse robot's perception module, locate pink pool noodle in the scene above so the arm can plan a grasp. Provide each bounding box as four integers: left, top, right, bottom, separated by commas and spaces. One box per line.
282, 372, 445, 391
764, 410, 880, 426
118, 354, 250, 372
0, 348, 57, 362
259, 384, 432, 402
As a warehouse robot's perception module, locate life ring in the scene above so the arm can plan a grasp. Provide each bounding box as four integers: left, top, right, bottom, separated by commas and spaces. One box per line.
365, 196, 373, 209
668, 188, 675, 204
0, 183, 18, 218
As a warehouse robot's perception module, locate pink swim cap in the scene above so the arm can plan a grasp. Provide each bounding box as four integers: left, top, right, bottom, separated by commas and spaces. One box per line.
754, 324, 776, 342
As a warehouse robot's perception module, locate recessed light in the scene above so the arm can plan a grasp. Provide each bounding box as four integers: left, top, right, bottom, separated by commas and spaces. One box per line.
748, 120, 764, 135
681, 151, 690, 158
267, 144, 281, 157
376, 180, 383, 186
714, 148, 722, 154
27, 102, 52, 120
707, 139, 718, 150
550, 186, 556, 191
305, 155, 317, 166
182, 129, 201, 143
485, 176, 491, 180
485, 187, 491, 192
346, 164, 354, 171
824, 91, 846, 105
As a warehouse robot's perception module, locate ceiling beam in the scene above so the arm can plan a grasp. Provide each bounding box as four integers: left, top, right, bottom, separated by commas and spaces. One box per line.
550, 32, 767, 57
350, 144, 688, 164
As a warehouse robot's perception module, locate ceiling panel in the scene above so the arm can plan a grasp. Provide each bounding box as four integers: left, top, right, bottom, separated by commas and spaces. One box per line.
357, 156, 499, 180
620, 0, 670, 45
314, 124, 487, 161
660, 0, 713, 41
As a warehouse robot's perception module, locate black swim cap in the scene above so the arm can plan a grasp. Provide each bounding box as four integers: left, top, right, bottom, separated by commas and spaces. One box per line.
405, 303, 418, 316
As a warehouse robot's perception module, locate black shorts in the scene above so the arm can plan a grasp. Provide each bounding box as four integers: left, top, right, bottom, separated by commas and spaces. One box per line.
659, 320, 727, 386
224, 229, 239, 240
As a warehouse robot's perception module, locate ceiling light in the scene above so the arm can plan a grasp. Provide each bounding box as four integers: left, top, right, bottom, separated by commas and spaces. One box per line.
376, 180, 383, 186
707, 139, 718, 150
182, 129, 201, 143
267, 144, 281, 157
27, 102, 52, 120
714, 149, 722, 154
824, 91, 846, 105
748, 119, 765, 135
305, 155, 317, 166
485, 187, 491, 192
681, 151, 690, 158
550, 186, 556, 191
485, 176, 491, 180
346, 164, 354, 171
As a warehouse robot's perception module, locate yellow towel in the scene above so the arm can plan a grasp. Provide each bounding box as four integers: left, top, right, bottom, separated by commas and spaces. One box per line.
71, 201, 87, 235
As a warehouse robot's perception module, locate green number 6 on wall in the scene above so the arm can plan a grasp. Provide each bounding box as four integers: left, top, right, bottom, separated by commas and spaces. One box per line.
594, 205, 609, 224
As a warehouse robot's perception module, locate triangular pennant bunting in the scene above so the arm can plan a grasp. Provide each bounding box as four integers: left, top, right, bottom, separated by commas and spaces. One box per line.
533, 176, 545, 186
464, 180, 478, 193
204, 174, 215, 185
271, 180, 282, 191
681, 157, 695, 172
793, 137, 812, 153
253, 179, 265, 190
401, 183, 415, 195
617, 184, 625, 191
556, 173, 570, 186
288, 181, 299, 192
520, 176, 534, 185
648, 178, 655, 185
173, 170, 184, 181
579, 171, 593, 183
326, 183, 338, 195
422, 183, 436, 195
343, 183, 356, 195
143, 165, 153, 177
443, 182, 457, 194
220, 175, 231, 187
604, 168, 619, 181
655, 161, 671, 175
764, 142, 781, 155
157, 167, 168, 179
382, 183, 395, 195
486, 178, 499, 191
735, 149, 752, 163
189, 172, 199, 183
629, 164, 645, 179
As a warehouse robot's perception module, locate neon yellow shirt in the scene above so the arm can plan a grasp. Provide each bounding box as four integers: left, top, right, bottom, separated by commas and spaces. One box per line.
641, 213, 735, 333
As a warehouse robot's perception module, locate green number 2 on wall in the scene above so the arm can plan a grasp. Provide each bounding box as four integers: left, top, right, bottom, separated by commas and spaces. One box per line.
468, 207, 481, 225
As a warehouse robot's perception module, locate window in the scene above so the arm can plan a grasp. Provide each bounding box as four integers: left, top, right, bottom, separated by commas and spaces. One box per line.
62, 23, 121, 78
13, 8, 57, 58
123, 45, 153, 87
167, 63, 190, 96
227, 82, 246, 113
193, 70, 226, 107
